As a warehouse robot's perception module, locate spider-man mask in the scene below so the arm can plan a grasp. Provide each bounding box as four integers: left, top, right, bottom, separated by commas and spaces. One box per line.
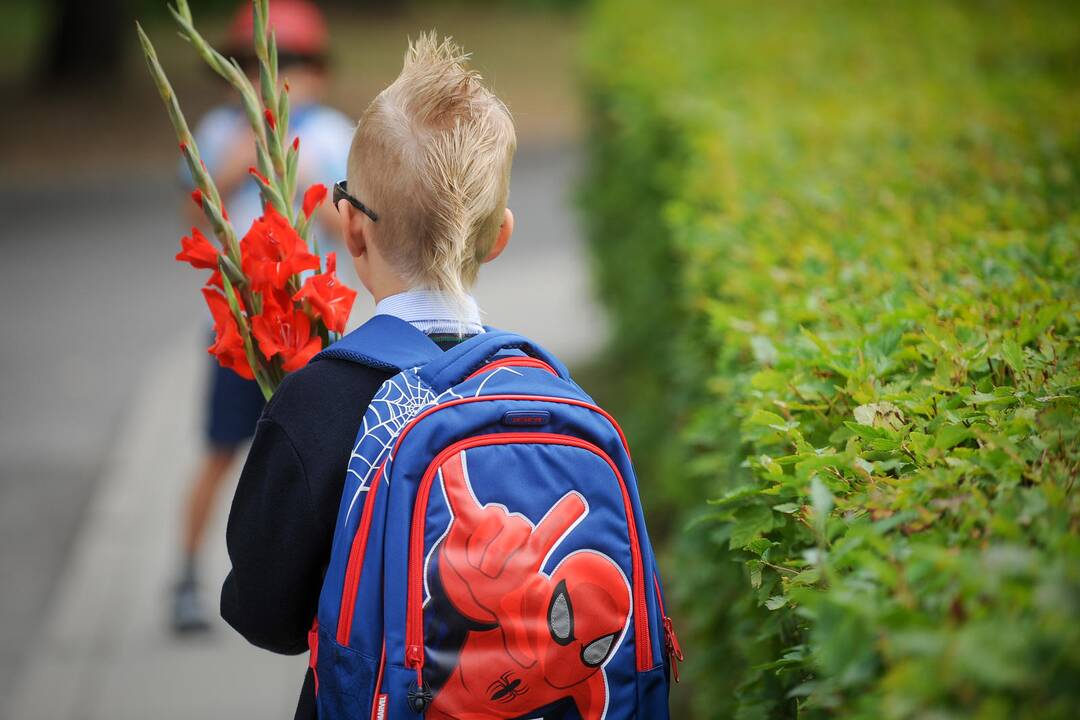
541, 552, 631, 689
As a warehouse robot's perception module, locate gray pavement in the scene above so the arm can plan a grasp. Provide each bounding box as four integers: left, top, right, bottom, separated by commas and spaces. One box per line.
0, 176, 205, 716
1, 142, 604, 719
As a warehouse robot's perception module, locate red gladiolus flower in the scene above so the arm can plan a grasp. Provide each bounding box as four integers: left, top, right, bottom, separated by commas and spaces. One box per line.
206, 269, 224, 290
251, 290, 321, 372
176, 227, 219, 269
191, 188, 204, 208
240, 204, 320, 289
292, 137, 300, 151
264, 108, 277, 131
202, 288, 254, 380
301, 183, 327, 218
293, 253, 357, 333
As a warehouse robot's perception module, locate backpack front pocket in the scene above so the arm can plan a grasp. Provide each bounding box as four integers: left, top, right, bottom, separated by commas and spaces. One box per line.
400, 433, 652, 718
313, 624, 379, 719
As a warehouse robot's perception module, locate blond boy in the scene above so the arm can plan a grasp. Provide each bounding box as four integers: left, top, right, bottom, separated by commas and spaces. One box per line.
221, 34, 516, 720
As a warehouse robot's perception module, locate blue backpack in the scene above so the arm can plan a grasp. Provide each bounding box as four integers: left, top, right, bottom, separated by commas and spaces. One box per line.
307, 315, 682, 720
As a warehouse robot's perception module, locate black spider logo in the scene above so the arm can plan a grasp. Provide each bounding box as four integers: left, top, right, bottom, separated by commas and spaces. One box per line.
487, 671, 528, 703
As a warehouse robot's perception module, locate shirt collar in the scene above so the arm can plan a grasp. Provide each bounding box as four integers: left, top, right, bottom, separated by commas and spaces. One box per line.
374, 288, 485, 336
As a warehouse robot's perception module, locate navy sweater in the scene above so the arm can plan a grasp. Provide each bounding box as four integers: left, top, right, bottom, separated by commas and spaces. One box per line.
221, 338, 464, 719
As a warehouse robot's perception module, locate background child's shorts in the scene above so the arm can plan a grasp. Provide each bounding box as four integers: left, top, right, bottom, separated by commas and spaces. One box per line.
205, 359, 266, 449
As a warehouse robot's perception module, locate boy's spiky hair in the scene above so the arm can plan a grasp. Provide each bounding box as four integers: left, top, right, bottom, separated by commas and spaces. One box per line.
347, 32, 516, 319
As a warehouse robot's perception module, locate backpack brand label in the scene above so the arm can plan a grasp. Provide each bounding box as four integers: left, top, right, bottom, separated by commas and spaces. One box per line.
501, 410, 550, 427
375, 694, 388, 720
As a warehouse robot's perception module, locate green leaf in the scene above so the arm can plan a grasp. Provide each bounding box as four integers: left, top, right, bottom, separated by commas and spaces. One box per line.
934, 423, 973, 450
729, 504, 776, 549
707, 484, 762, 508
853, 401, 905, 430
765, 595, 788, 610
789, 567, 821, 586
1000, 338, 1025, 373
748, 559, 763, 589
746, 409, 788, 428
844, 421, 887, 441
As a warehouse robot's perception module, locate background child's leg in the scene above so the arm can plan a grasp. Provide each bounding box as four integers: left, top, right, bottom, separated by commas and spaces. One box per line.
172, 359, 265, 633
182, 448, 237, 558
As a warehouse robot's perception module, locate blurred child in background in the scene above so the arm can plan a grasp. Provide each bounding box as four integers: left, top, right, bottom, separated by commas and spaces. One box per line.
173, 0, 355, 634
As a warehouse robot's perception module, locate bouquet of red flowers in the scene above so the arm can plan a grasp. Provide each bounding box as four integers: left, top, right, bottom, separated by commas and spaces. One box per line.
138, 0, 356, 399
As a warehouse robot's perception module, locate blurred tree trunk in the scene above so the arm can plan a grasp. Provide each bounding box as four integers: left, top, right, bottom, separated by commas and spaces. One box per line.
42, 0, 127, 85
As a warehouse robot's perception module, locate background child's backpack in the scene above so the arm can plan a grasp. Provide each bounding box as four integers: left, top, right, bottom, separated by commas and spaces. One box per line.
308, 315, 681, 720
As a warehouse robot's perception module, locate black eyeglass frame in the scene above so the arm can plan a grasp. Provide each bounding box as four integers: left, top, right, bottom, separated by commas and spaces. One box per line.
333, 180, 379, 222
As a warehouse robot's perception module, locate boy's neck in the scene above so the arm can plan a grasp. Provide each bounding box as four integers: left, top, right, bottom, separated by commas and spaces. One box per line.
371, 283, 410, 306
366, 272, 411, 305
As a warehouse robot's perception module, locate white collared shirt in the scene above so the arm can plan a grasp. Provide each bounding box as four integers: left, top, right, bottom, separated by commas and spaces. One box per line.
374, 289, 485, 336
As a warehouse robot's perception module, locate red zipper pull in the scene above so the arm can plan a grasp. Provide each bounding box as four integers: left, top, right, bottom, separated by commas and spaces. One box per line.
663, 616, 684, 683
307, 619, 320, 695
405, 645, 431, 713
406, 644, 425, 687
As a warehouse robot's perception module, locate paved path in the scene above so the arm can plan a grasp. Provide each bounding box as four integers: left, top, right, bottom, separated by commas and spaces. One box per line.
0, 175, 206, 715
3, 142, 604, 719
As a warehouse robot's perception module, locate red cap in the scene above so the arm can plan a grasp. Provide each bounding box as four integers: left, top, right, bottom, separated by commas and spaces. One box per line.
227, 0, 328, 56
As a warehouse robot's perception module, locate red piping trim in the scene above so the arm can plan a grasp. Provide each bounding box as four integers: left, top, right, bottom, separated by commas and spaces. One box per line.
405, 433, 652, 674
390, 394, 633, 461
654, 575, 667, 617
336, 465, 384, 645
464, 356, 559, 382
368, 642, 387, 720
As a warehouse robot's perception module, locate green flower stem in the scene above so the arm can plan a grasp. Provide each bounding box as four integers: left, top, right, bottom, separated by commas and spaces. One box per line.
220, 266, 273, 401
192, 177, 242, 267
167, 3, 268, 155
218, 253, 245, 288
136, 23, 241, 263
285, 140, 300, 213
248, 170, 289, 217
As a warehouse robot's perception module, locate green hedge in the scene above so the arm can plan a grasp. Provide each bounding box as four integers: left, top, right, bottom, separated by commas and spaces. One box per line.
581, 1, 1080, 717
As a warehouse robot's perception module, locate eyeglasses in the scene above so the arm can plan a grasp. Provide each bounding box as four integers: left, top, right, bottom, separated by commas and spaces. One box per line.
333, 180, 379, 222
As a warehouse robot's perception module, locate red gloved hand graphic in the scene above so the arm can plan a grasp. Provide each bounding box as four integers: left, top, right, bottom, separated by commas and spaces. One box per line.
438, 451, 586, 666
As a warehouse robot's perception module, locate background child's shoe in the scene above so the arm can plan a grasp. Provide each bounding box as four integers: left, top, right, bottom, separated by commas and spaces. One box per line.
171, 579, 211, 635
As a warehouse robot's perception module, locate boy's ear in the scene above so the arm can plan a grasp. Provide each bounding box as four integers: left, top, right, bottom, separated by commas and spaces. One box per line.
482, 207, 514, 264
338, 200, 367, 259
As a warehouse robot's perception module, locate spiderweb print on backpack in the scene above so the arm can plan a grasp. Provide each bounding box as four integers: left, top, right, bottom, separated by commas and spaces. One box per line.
341, 369, 459, 525
341, 364, 533, 527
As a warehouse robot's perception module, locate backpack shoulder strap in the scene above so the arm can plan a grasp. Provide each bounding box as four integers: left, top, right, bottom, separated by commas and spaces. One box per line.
313, 314, 443, 373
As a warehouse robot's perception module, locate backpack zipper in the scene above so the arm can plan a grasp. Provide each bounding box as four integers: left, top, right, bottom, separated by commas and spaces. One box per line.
336, 464, 385, 645
404, 431, 652, 694
654, 575, 684, 682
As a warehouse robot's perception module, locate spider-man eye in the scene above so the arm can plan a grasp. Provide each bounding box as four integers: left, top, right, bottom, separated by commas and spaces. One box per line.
581, 632, 617, 667
548, 580, 574, 646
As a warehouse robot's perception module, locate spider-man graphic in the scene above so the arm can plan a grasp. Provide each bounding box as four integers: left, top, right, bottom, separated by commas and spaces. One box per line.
426, 450, 631, 720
